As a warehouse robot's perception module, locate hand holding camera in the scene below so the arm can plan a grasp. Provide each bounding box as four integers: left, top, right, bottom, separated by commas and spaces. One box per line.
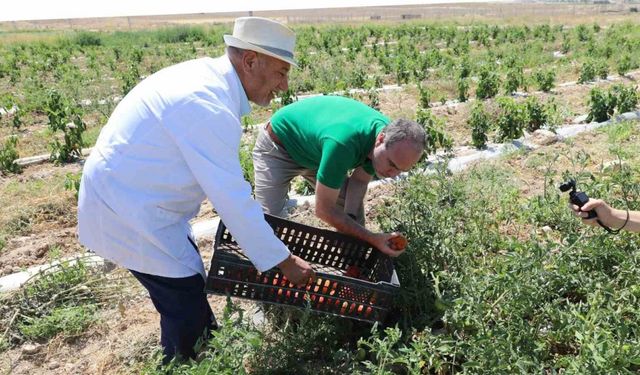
560, 179, 630, 234
559, 179, 597, 219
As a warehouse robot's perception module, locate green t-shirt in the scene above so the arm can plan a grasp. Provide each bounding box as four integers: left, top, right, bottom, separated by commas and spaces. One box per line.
270, 96, 390, 189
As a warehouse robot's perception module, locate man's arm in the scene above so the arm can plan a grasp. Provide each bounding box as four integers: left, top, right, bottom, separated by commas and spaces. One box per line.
343, 166, 373, 218
315, 181, 404, 257
572, 198, 640, 233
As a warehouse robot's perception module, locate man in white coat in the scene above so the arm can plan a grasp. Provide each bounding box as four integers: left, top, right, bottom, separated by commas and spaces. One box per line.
77, 17, 315, 363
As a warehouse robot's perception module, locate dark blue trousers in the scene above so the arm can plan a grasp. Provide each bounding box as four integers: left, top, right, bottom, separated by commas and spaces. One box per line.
130, 268, 217, 363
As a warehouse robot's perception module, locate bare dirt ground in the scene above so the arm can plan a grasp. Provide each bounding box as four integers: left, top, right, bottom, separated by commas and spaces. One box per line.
0, 162, 81, 276
0, 161, 223, 277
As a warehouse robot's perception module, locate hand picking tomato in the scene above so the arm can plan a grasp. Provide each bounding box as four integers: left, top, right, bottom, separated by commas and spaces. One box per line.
388, 234, 407, 251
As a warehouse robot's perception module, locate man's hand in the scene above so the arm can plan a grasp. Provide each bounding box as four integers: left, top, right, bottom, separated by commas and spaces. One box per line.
278, 254, 315, 287
369, 232, 407, 257
569, 198, 611, 227
569, 198, 639, 232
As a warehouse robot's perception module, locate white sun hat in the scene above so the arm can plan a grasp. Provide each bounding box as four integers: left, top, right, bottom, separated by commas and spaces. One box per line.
224, 17, 297, 67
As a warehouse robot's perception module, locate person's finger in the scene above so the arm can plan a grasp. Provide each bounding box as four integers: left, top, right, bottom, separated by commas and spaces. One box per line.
381, 246, 405, 257
296, 275, 313, 288
581, 214, 597, 222
391, 248, 406, 257
580, 215, 598, 227
580, 199, 600, 212
294, 276, 305, 287
306, 269, 316, 284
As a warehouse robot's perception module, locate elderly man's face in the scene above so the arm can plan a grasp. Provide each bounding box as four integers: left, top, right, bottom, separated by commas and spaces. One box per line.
244, 52, 291, 106
370, 133, 423, 179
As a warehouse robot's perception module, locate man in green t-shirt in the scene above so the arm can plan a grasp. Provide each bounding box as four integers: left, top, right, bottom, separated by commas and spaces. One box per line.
252, 96, 426, 257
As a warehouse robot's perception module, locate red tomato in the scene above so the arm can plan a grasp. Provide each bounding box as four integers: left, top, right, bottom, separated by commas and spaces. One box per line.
388, 235, 407, 251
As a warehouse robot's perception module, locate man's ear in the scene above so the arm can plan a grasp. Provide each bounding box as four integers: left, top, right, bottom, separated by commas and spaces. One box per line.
375, 132, 385, 147
241, 50, 259, 72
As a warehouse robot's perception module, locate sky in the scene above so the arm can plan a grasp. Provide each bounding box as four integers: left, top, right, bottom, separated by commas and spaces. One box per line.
1, 0, 503, 22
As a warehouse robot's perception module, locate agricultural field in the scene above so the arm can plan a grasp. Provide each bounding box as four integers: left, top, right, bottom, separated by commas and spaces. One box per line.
1, 5, 640, 374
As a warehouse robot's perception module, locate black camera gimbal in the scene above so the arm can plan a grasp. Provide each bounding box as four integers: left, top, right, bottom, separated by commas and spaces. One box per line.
559, 179, 597, 219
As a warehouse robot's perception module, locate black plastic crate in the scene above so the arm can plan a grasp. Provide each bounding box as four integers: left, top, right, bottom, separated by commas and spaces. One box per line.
205, 214, 400, 323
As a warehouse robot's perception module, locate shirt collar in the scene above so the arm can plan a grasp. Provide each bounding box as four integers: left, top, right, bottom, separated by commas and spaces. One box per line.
224, 54, 251, 117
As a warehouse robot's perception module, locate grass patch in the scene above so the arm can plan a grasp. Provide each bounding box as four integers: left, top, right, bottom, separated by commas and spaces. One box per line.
2, 200, 75, 237
3, 209, 33, 236
603, 120, 636, 144
47, 244, 64, 260
0, 259, 134, 349
81, 124, 102, 148
0, 337, 7, 353
0, 171, 76, 237
18, 305, 97, 340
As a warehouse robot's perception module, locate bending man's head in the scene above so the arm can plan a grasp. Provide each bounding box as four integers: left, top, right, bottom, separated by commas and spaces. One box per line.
370, 119, 426, 179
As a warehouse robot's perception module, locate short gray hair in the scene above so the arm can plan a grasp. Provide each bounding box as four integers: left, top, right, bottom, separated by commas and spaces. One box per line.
227, 45, 272, 69
381, 119, 426, 152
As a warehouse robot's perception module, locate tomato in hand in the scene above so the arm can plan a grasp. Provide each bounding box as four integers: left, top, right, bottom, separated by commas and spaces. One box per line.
388, 235, 407, 251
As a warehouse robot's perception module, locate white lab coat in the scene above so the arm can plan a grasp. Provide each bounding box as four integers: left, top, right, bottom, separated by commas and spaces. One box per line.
77, 55, 290, 278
